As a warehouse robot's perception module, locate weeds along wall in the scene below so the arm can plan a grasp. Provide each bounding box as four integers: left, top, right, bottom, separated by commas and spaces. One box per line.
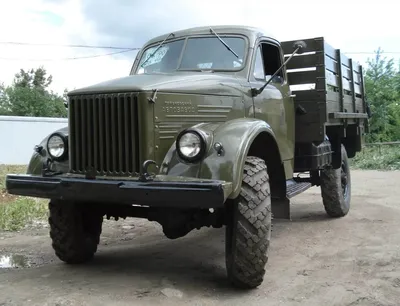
0, 116, 68, 165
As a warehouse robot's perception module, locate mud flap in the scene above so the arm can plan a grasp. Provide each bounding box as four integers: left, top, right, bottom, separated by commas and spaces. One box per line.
272, 198, 291, 220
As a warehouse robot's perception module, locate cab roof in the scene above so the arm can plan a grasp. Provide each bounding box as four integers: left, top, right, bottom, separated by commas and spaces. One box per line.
143, 25, 279, 47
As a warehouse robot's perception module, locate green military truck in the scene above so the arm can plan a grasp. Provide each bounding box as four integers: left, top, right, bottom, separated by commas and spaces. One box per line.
6, 25, 370, 289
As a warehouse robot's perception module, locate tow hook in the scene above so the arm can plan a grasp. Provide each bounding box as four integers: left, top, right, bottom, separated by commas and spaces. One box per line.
139, 160, 158, 182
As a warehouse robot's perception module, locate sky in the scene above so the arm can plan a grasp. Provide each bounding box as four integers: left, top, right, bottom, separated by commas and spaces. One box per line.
0, 0, 399, 95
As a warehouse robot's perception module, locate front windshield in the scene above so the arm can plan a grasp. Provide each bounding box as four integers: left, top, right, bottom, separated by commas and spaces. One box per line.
135, 36, 246, 74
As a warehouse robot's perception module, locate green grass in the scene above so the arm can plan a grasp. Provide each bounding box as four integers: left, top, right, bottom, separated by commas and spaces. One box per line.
0, 164, 48, 231
0, 165, 27, 192
351, 146, 400, 170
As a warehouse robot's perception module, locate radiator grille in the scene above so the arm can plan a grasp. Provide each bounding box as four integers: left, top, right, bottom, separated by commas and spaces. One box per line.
68, 93, 140, 176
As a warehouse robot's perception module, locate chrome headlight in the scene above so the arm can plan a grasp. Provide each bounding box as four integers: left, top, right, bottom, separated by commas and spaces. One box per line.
47, 133, 68, 161
176, 130, 206, 163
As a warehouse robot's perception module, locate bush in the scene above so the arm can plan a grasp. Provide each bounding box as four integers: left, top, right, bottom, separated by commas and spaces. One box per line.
351, 145, 400, 170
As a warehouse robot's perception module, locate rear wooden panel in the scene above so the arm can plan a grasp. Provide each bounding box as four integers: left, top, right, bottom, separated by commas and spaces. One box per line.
281, 37, 368, 144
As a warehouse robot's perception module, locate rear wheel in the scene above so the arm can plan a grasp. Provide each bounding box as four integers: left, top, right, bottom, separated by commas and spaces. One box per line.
225, 156, 272, 289
320, 144, 351, 217
49, 200, 103, 264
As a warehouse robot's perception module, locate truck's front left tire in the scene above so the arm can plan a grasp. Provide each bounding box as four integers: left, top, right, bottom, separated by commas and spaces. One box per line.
225, 156, 272, 289
49, 200, 103, 264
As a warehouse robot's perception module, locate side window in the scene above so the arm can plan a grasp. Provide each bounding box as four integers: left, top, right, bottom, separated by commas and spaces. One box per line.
260, 43, 284, 82
253, 46, 265, 80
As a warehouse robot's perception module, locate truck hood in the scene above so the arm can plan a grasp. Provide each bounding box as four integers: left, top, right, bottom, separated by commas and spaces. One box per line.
68, 72, 246, 96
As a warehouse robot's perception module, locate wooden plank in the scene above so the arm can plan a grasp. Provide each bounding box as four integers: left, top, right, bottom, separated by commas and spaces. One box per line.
326, 90, 340, 102
341, 66, 352, 80
325, 55, 338, 74
294, 101, 326, 113
287, 70, 318, 85
340, 53, 351, 68
354, 97, 364, 111
353, 71, 362, 84
291, 90, 322, 101
296, 112, 325, 124
342, 78, 351, 92
286, 52, 322, 70
324, 41, 336, 60
327, 99, 341, 113
281, 37, 324, 55
336, 49, 344, 112
326, 70, 338, 87
343, 95, 355, 113
329, 112, 369, 119
326, 119, 358, 126
295, 122, 325, 143
354, 83, 362, 95
359, 65, 366, 110
352, 61, 361, 74
349, 59, 356, 113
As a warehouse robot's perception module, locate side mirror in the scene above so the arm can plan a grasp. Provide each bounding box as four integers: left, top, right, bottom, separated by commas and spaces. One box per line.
292, 40, 307, 54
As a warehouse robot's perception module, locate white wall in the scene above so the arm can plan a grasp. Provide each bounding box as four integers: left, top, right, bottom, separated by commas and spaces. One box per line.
0, 116, 68, 165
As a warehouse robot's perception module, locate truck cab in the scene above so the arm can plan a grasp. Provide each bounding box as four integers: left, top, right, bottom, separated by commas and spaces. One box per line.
6, 25, 369, 289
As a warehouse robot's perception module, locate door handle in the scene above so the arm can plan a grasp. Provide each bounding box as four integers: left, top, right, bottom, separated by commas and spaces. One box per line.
289, 94, 296, 98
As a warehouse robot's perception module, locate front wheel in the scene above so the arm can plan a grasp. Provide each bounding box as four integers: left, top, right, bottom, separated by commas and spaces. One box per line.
49, 200, 103, 264
320, 144, 351, 217
225, 156, 272, 289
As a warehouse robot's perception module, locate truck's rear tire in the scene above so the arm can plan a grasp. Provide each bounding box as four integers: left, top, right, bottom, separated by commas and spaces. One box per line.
225, 156, 272, 289
49, 200, 103, 264
320, 144, 351, 217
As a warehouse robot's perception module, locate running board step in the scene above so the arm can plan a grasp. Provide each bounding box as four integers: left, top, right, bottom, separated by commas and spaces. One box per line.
286, 180, 312, 198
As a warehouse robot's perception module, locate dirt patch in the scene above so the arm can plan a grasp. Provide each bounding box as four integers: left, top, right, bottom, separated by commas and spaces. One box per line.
0, 170, 399, 306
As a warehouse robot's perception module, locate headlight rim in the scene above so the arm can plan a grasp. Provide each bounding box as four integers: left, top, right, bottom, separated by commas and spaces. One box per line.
46, 132, 68, 161
176, 129, 207, 163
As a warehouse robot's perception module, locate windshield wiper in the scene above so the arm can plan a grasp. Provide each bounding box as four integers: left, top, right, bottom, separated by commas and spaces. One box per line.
140, 32, 175, 68
209, 27, 239, 59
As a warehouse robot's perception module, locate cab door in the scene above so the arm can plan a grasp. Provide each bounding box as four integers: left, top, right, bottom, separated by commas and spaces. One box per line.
249, 39, 295, 176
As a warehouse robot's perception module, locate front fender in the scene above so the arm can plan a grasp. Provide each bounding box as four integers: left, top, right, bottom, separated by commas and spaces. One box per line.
26, 126, 69, 175
159, 118, 279, 199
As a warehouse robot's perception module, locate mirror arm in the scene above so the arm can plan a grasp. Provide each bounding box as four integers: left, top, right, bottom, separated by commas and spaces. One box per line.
251, 41, 306, 97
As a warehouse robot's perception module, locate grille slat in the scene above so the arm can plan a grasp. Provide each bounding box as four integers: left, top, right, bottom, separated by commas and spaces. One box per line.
117, 96, 124, 172
87, 99, 93, 168
99, 97, 105, 173
130, 94, 138, 172
92, 97, 99, 170
105, 97, 111, 173
69, 98, 76, 170
124, 95, 130, 173
111, 96, 117, 172
69, 93, 140, 176
80, 100, 87, 170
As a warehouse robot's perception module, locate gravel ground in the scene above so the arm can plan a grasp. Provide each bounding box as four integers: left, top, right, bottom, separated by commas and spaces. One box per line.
0, 169, 399, 306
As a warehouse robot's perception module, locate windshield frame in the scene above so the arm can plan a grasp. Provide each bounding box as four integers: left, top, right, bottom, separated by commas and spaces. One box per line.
132, 33, 249, 75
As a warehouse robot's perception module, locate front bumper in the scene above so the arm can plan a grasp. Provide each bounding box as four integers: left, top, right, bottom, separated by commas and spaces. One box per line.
6, 174, 232, 208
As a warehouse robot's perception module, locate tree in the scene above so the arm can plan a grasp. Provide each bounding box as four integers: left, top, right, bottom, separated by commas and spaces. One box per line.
0, 67, 67, 118
364, 48, 400, 142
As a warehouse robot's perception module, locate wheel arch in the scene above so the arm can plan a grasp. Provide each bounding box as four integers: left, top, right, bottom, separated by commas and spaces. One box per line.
160, 118, 286, 200
247, 131, 287, 201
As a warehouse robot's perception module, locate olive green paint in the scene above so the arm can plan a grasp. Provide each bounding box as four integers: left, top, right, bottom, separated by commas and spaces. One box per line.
23, 25, 298, 200
160, 118, 279, 199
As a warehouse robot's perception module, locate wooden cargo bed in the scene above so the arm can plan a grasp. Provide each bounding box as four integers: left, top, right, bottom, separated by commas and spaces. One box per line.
281, 37, 369, 144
